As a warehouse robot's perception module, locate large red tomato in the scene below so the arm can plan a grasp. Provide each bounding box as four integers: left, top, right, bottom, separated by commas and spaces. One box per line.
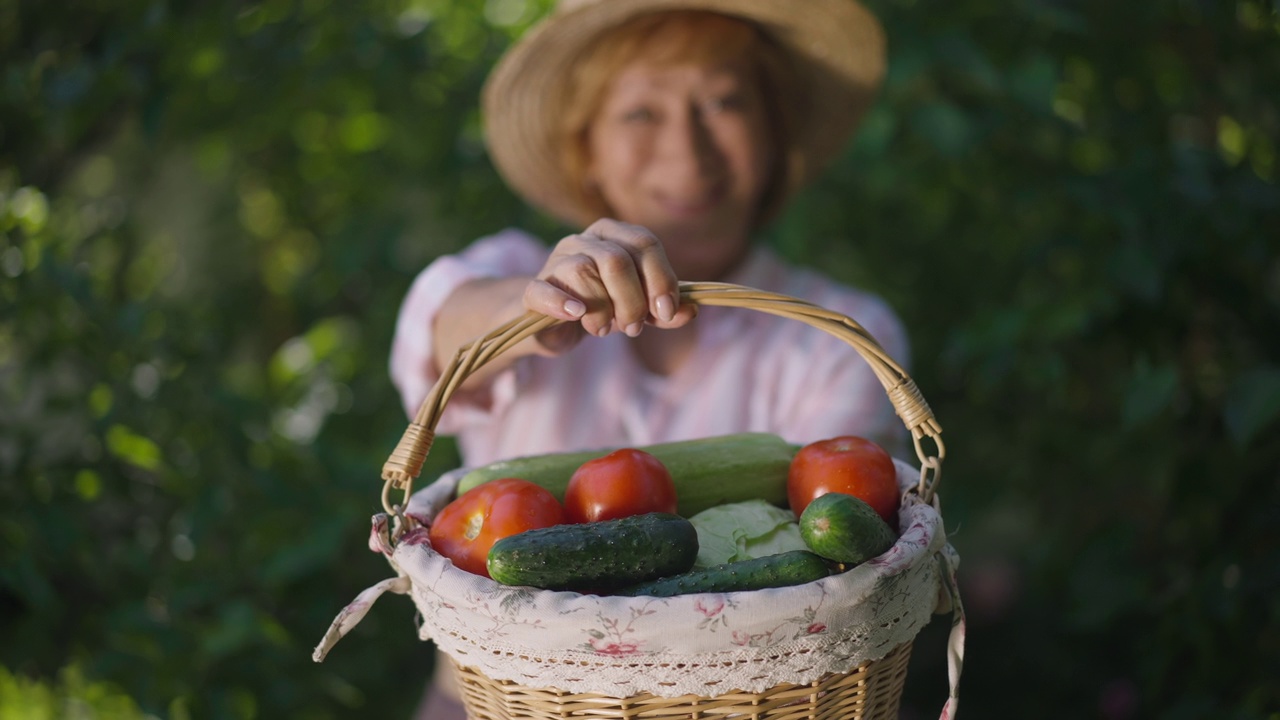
564, 448, 677, 523
787, 436, 899, 524
428, 478, 563, 577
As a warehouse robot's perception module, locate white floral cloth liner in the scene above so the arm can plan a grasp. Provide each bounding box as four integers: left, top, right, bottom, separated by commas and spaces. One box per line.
316, 459, 965, 713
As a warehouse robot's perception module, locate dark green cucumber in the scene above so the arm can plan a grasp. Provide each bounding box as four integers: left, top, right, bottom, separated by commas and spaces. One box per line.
617, 550, 832, 597
799, 492, 897, 566
455, 432, 795, 517
487, 512, 698, 591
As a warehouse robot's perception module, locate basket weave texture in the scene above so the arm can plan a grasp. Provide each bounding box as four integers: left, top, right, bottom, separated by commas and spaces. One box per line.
451, 641, 911, 720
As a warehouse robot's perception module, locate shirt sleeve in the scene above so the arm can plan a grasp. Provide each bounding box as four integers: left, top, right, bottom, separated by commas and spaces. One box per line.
388, 228, 549, 423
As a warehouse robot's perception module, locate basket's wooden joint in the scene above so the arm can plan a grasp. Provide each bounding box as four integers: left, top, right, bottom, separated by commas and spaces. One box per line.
381, 422, 435, 489
886, 378, 935, 439
887, 378, 945, 502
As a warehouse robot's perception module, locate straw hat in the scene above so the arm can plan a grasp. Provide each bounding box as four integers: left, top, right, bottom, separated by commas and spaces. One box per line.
481, 0, 887, 227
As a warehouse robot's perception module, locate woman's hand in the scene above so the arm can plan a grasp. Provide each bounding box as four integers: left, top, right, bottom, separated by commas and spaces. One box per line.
523, 219, 698, 355
428, 219, 698, 390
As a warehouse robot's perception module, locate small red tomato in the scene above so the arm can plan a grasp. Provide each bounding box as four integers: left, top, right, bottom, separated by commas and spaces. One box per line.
564, 448, 677, 523
428, 478, 563, 577
787, 436, 899, 523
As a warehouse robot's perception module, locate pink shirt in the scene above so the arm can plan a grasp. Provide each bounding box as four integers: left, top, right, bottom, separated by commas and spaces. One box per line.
390, 229, 911, 467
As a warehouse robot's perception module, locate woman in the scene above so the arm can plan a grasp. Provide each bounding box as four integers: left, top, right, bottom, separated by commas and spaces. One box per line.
390, 1, 903, 717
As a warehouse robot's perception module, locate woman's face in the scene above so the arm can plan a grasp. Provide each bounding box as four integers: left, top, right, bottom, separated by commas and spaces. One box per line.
586, 58, 773, 280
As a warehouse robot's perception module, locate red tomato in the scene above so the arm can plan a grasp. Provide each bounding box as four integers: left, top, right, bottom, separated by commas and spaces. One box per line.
787, 436, 899, 523
563, 448, 677, 523
428, 478, 563, 578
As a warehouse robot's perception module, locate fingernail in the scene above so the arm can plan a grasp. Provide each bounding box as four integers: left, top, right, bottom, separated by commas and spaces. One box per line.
564, 299, 586, 318
595, 325, 610, 337
625, 322, 642, 337
655, 293, 676, 322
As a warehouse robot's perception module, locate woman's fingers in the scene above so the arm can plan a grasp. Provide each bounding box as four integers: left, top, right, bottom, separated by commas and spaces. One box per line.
522, 277, 586, 321
580, 219, 691, 330
582, 235, 648, 336
521, 279, 589, 355
541, 246, 619, 336
624, 231, 693, 328
583, 219, 676, 328
526, 219, 696, 347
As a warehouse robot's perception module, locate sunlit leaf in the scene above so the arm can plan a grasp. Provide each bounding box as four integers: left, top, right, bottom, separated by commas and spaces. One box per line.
105, 424, 163, 471
74, 469, 102, 500
339, 112, 389, 153
8, 187, 49, 231
89, 384, 113, 418
0, 665, 146, 719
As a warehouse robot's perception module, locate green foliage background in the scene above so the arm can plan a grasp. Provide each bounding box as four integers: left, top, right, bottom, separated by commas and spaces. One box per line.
2, 0, 1277, 718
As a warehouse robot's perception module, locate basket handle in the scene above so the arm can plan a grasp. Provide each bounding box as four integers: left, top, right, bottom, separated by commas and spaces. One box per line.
380, 281, 944, 515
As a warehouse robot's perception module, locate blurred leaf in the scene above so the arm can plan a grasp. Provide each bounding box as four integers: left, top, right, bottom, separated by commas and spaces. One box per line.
1024, 0, 1088, 35
910, 100, 975, 157
105, 424, 163, 471
262, 521, 346, 585
1223, 367, 1280, 448
200, 601, 260, 661
1008, 52, 1060, 112
1122, 360, 1179, 429
0, 665, 146, 720
1106, 242, 1164, 303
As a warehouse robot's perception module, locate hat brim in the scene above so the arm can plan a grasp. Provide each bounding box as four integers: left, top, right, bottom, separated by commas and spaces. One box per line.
482, 0, 887, 228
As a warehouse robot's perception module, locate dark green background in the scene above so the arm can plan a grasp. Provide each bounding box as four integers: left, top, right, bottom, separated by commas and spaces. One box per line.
2, 0, 1277, 717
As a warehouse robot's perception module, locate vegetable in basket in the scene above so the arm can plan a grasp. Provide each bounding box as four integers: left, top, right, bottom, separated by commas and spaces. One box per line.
427, 478, 563, 578
486, 512, 698, 592
564, 448, 677, 522
788, 436, 901, 524
617, 549, 832, 597
687, 499, 808, 569
455, 433, 795, 518
799, 492, 897, 566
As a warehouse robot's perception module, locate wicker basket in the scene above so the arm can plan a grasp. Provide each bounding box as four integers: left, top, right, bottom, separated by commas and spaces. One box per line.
366, 281, 957, 719
449, 641, 913, 719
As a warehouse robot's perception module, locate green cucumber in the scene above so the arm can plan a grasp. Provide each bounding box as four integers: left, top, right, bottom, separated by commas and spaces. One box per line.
456, 432, 795, 517
616, 550, 832, 597
487, 512, 698, 591
799, 492, 897, 566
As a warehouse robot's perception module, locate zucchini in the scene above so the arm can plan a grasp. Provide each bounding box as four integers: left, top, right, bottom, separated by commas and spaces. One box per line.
487, 512, 698, 592
799, 492, 897, 565
456, 432, 795, 517
616, 550, 832, 597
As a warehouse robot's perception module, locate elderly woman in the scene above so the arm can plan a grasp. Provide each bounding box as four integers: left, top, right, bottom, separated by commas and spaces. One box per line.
390, 1, 904, 716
